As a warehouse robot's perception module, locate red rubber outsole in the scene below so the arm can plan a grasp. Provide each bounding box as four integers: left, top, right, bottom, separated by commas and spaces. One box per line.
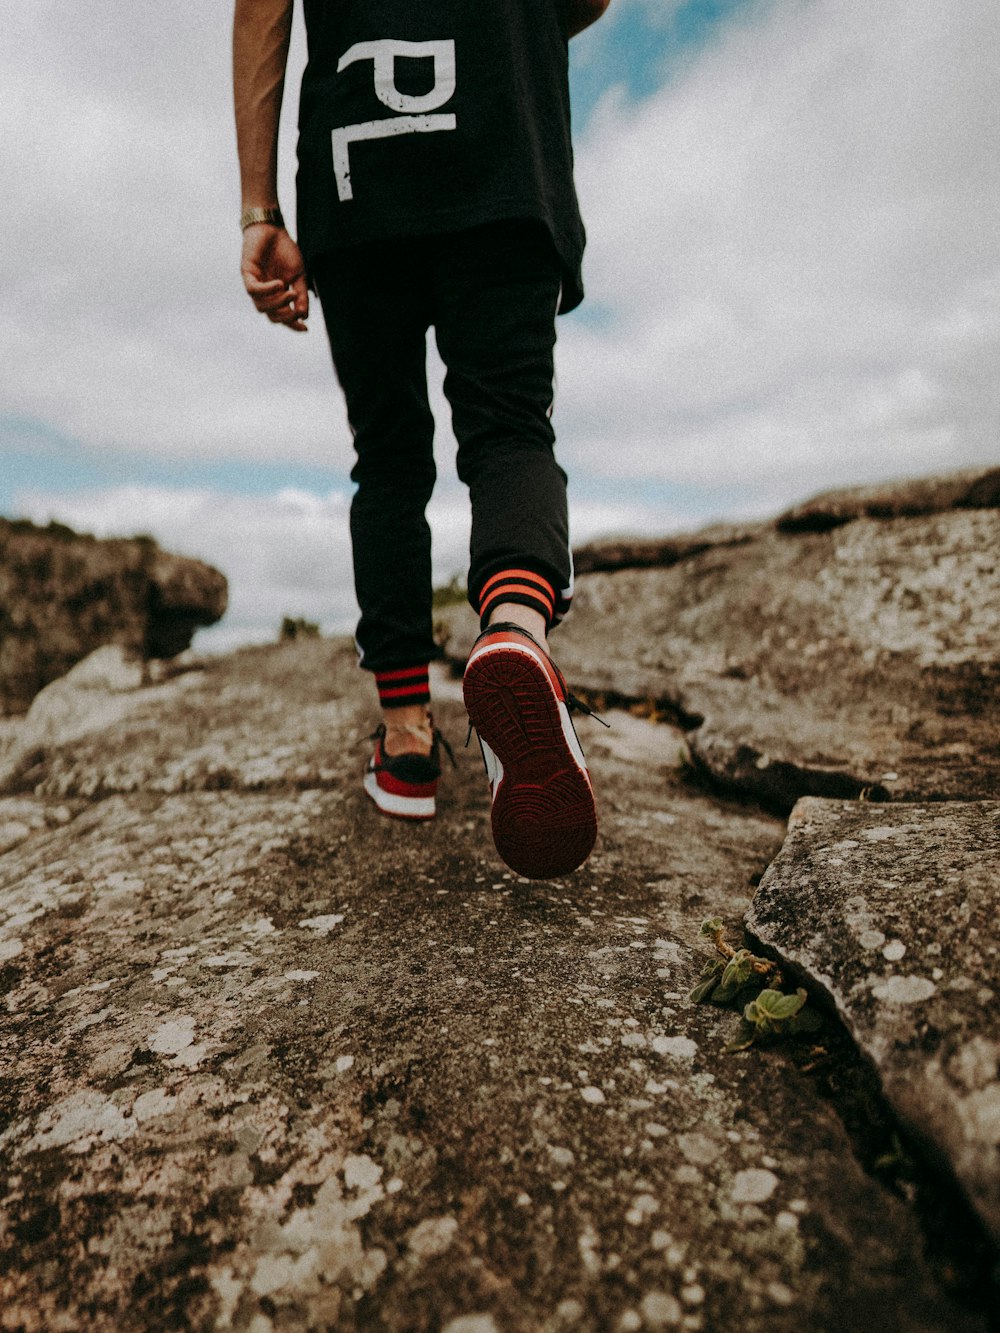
464, 646, 596, 879
363, 771, 437, 821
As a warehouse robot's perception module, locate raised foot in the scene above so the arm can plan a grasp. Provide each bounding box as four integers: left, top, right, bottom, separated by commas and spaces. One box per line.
464, 632, 597, 879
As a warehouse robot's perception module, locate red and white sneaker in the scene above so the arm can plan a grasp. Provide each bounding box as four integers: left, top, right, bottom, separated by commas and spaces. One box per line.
463, 622, 600, 879
363, 724, 453, 821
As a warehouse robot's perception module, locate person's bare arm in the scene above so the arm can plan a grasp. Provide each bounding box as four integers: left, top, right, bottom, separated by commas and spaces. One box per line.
233, 0, 308, 330
566, 0, 611, 39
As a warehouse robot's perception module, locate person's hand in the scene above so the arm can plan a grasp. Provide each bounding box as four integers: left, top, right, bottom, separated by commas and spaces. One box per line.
240, 224, 309, 331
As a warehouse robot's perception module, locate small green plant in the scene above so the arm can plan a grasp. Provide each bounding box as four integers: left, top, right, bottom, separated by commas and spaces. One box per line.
873, 1130, 913, 1175
690, 917, 822, 1052
279, 616, 321, 642
431, 576, 468, 609
5, 517, 85, 542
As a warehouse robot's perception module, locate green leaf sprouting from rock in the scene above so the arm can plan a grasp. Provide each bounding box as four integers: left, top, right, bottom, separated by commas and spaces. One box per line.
688, 958, 725, 1004
690, 919, 823, 1052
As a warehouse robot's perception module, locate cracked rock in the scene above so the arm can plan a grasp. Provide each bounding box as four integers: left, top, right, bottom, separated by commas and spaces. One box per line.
747, 797, 1000, 1245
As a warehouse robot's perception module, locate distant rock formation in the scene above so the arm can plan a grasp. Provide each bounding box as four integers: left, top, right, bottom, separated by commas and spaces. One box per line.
775, 466, 1000, 533
571, 466, 1000, 573
572, 520, 764, 576
0, 518, 227, 715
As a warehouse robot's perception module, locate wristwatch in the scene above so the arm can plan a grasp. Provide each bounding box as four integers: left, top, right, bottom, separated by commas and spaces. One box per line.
240, 206, 285, 231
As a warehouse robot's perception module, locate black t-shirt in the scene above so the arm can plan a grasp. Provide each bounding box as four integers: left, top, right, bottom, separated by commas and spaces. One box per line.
296, 0, 585, 312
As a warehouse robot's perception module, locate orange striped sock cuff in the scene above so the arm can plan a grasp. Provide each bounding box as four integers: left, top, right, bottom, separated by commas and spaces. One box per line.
477, 568, 557, 630
375, 664, 431, 709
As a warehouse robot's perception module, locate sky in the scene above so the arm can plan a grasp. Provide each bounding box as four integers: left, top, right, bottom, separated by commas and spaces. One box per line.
3, 0, 998, 650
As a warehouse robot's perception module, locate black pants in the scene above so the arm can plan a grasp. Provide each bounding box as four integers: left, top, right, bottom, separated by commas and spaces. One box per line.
313, 220, 572, 674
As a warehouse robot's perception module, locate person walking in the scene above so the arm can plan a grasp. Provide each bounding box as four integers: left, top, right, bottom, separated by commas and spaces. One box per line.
234, 0, 610, 878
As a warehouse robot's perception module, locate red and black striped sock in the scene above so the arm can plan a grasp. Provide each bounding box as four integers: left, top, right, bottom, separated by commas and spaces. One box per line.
374, 664, 431, 710
477, 568, 556, 631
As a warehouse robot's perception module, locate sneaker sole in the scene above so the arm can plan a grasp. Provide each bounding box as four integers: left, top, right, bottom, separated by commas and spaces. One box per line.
464, 644, 596, 879
363, 770, 436, 821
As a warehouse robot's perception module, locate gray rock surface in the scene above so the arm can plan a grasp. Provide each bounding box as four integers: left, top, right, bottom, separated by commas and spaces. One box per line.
0, 646, 148, 789
437, 504, 1000, 807
0, 518, 227, 714
747, 797, 1000, 1246
0, 641, 984, 1331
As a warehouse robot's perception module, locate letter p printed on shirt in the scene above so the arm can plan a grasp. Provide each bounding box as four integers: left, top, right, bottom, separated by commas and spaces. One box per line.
333, 39, 457, 202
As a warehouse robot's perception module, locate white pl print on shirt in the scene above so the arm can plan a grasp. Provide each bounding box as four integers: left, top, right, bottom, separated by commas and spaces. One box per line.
333, 39, 457, 202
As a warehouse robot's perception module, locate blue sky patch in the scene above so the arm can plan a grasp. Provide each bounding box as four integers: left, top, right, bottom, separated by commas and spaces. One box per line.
570, 0, 762, 127
570, 468, 763, 526
0, 414, 351, 516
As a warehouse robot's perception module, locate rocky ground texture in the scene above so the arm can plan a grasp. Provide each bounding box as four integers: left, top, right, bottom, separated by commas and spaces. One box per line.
0, 469, 998, 1331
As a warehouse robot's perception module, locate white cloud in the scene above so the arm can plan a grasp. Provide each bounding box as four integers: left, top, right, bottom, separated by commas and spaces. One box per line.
561, 0, 1000, 502
4, 4, 339, 468
3, 0, 997, 534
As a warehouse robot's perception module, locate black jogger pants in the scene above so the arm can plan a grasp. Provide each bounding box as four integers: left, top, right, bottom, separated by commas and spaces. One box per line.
313, 219, 573, 675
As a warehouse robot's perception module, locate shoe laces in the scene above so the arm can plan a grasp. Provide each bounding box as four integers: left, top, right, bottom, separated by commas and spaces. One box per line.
463, 689, 609, 749
465, 622, 611, 737
567, 692, 611, 727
